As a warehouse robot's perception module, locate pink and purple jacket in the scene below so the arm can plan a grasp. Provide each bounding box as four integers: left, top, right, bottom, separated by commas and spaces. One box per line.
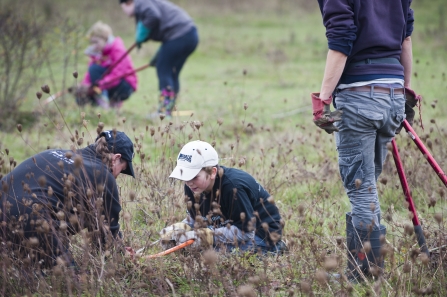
82, 37, 137, 91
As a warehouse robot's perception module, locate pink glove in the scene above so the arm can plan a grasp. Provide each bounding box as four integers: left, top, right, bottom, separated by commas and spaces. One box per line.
311, 93, 343, 134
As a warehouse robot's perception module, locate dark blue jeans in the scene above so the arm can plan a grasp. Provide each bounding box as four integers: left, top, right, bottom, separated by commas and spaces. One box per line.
156, 26, 199, 93
89, 64, 133, 102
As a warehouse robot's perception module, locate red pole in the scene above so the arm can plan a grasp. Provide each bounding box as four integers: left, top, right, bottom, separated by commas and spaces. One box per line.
391, 139, 421, 226
403, 119, 447, 187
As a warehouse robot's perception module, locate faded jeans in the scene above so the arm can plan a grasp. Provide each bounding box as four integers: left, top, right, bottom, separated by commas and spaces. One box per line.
334, 86, 405, 231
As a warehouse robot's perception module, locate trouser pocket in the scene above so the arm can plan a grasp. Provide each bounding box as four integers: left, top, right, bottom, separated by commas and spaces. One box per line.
338, 143, 363, 190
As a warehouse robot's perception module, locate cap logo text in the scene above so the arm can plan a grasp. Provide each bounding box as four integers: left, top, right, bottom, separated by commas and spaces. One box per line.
178, 154, 192, 163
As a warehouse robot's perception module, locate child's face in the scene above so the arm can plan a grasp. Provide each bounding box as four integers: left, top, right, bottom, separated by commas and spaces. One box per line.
90, 36, 106, 52
121, 1, 135, 17
185, 168, 217, 194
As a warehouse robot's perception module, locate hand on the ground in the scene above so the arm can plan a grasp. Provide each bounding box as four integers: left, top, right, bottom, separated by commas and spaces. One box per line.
159, 222, 192, 249
176, 228, 214, 249
311, 93, 343, 134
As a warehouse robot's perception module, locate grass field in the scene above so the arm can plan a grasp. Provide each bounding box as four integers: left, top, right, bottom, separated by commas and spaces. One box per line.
1, 0, 447, 295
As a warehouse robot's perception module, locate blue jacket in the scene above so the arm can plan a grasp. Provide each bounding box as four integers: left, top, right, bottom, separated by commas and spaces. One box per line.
317, 0, 415, 82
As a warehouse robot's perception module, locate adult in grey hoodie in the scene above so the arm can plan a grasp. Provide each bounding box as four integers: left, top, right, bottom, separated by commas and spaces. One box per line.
120, 0, 199, 118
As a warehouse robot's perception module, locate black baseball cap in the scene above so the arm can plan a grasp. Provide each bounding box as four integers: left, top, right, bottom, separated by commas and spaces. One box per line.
96, 130, 135, 178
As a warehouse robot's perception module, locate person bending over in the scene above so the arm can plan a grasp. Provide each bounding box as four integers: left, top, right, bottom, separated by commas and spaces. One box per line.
161, 140, 286, 255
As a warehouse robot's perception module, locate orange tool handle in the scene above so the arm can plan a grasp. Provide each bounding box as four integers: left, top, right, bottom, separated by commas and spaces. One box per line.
145, 239, 195, 259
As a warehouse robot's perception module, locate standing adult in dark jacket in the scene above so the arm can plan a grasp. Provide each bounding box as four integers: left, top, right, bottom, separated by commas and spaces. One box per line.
0, 130, 135, 267
120, 0, 199, 118
312, 0, 420, 281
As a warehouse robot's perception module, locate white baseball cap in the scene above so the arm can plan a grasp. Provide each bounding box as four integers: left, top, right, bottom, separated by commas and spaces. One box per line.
169, 140, 219, 181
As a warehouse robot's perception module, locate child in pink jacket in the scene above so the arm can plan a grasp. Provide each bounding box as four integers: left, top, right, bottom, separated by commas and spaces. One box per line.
80, 21, 137, 109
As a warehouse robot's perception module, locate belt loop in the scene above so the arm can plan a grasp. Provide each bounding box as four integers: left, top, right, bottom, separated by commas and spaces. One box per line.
390, 88, 395, 98
370, 85, 374, 97
366, 58, 371, 64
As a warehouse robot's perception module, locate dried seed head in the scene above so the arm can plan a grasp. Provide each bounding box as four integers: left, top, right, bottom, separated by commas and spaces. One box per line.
324, 256, 338, 270
363, 241, 372, 254
38, 175, 46, 187
244, 103, 248, 110
247, 275, 260, 285
202, 249, 218, 266
434, 213, 443, 224
36, 91, 42, 99
403, 262, 411, 273
315, 269, 328, 285
404, 223, 414, 236
17, 124, 22, 133
193, 120, 201, 130
41, 84, 50, 94
237, 285, 256, 297
56, 211, 65, 220
123, 212, 131, 222
300, 281, 311, 293
74, 155, 83, 168
73, 71, 78, 78
386, 142, 393, 151
129, 190, 136, 201
240, 212, 246, 221
261, 222, 268, 231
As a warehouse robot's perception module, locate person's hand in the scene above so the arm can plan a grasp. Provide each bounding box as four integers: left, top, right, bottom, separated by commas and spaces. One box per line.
176, 228, 214, 249
311, 93, 343, 134
159, 223, 192, 249
125, 246, 136, 259
135, 21, 151, 48
396, 87, 422, 134
87, 85, 101, 97
403, 87, 421, 126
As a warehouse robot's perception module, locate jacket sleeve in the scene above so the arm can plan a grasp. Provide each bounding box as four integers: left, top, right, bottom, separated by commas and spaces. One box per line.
319, 0, 357, 56
406, 1, 415, 38
102, 174, 122, 238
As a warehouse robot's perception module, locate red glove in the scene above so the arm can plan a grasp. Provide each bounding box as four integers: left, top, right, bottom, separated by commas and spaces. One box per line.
311, 93, 343, 134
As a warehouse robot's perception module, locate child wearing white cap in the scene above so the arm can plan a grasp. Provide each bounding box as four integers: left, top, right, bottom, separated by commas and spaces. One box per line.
161, 140, 286, 254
